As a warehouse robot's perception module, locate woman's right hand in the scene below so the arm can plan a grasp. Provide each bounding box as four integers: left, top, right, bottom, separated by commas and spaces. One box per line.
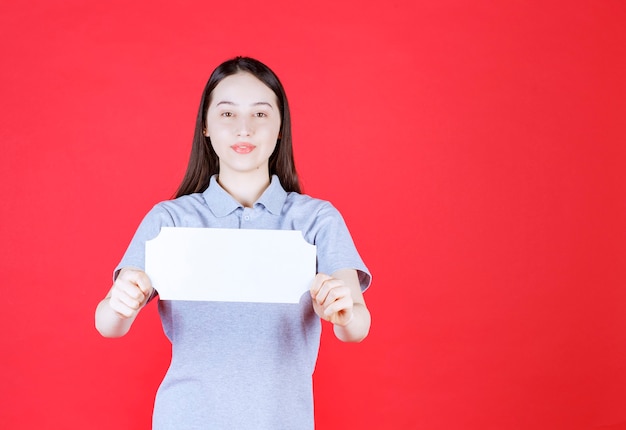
108, 268, 154, 319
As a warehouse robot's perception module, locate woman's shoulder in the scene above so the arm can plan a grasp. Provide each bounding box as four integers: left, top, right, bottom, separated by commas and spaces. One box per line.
146, 193, 207, 221
155, 192, 204, 210
286, 191, 333, 208
284, 191, 343, 220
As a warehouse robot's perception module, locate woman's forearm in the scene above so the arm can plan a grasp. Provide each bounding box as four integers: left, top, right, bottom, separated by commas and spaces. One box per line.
333, 302, 371, 343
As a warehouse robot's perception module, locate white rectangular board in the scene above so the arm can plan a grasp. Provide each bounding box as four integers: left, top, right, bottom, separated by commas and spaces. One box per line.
145, 227, 316, 303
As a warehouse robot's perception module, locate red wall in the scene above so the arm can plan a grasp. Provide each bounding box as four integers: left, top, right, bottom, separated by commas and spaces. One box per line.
1, 1, 625, 428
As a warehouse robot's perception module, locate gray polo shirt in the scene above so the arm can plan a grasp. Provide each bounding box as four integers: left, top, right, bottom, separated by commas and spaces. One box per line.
115, 175, 370, 430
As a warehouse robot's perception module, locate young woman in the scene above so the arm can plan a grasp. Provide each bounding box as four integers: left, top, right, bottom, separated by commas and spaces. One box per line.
95, 56, 371, 429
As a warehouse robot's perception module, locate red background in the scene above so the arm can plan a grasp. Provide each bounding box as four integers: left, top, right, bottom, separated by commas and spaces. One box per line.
1, 1, 625, 428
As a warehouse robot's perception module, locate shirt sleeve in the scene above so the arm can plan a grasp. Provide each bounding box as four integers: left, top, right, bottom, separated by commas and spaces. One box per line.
310, 202, 371, 292
113, 204, 175, 279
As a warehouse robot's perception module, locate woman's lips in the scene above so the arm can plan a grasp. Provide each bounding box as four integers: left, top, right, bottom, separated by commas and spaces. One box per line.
231, 143, 256, 154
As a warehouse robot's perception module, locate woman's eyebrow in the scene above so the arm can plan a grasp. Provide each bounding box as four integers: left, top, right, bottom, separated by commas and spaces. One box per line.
215, 100, 274, 109
252, 102, 274, 109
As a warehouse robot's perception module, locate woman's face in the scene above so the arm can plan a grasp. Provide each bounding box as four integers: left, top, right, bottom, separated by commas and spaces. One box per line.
204, 72, 281, 178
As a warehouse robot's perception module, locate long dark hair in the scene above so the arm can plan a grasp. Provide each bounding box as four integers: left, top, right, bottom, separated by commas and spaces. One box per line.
175, 56, 301, 198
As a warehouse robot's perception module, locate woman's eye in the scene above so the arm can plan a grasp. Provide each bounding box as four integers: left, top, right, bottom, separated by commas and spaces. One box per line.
254, 112, 267, 118
221, 112, 233, 117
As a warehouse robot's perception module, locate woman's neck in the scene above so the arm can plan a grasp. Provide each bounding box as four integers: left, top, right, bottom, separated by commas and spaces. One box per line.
217, 170, 271, 208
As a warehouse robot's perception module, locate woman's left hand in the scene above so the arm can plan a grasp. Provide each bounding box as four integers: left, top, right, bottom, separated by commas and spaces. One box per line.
310, 273, 354, 326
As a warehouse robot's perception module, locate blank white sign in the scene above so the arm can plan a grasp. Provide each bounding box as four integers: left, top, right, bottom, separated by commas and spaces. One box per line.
145, 227, 316, 303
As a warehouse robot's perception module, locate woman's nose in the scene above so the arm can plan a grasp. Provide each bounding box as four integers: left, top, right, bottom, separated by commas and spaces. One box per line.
236, 117, 252, 136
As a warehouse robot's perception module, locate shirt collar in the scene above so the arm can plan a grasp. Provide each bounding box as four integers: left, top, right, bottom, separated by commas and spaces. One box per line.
202, 174, 287, 217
